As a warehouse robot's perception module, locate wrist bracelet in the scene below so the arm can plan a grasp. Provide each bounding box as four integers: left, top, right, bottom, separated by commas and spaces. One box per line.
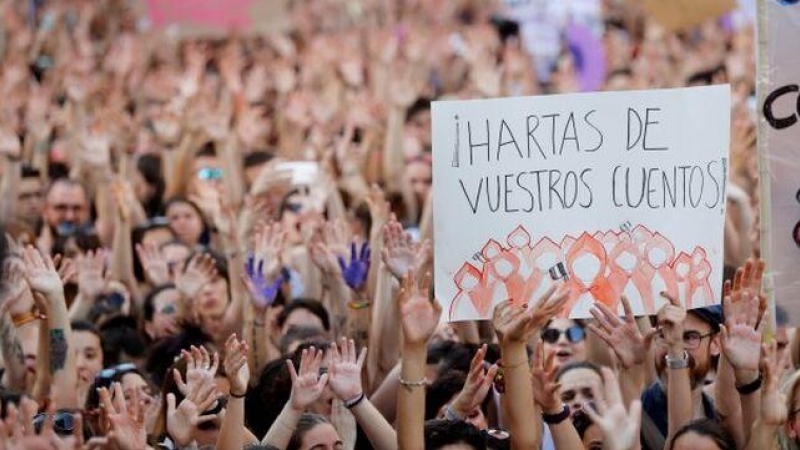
348, 300, 371, 310
665, 351, 689, 370
230, 390, 247, 399
500, 358, 528, 370
542, 404, 570, 425
11, 312, 41, 327
736, 373, 763, 395
398, 376, 428, 390
344, 392, 365, 409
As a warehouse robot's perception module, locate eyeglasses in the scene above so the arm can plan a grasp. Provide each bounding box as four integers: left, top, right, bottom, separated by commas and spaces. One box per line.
655, 330, 716, 349
541, 326, 585, 344
33, 410, 79, 436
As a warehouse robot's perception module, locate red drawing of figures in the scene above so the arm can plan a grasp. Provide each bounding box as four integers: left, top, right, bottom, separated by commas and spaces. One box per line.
505, 226, 543, 308
449, 224, 715, 320
451, 263, 491, 319
564, 233, 618, 313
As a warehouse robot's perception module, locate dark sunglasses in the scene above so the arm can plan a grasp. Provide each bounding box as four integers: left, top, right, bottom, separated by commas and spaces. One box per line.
33, 410, 78, 436
284, 202, 303, 213
541, 326, 585, 344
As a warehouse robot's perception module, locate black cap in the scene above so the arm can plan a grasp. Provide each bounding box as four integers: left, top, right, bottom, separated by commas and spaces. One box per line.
688, 305, 723, 333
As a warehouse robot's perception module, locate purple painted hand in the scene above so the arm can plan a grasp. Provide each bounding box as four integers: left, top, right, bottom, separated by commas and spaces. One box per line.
245, 255, 285, 308
338, 242, 371, 290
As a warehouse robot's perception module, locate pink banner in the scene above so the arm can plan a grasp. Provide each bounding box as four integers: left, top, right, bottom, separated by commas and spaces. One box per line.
144, 0, 285, 36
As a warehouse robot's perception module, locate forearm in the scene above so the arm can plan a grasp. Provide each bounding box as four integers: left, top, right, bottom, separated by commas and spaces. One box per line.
397, 344, 426, 450
32, 319, 50, 402
0, 158, 20, 221
217, 397, 256, 450
548, 420, 584, 450
0, 314, 28, 391
619, 365, 645, 410
666, 349, 692, 444
370, 363, 400, 423
68, 294, 94, 322
221, 253, 247, 336
261, 403, 303, 450
744, 421, 779, 450
46, 293, 78, 408
351, 399, 398, 450
735, 368, 761, 446
110, 214, 135, 288
367, 269, 399, 390
382, 107, 405, 192
501, 342, 540, 450
714, 356, 745, 448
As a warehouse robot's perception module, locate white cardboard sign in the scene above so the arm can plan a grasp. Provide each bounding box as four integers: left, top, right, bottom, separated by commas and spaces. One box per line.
432, 86, 730, 321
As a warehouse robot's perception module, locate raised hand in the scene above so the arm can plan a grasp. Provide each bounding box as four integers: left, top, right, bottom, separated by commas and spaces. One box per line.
338, 241, 371, 291
287, 346, 330, 412
398, 270, 442, 347
167, 368, 219, 447
21, 246, 63, 299
725, 258, 765, 325
224, 334, 250, 397
381, 217, 430, 280
253, 222, 286, 280
53, 255, 77, 286
135, 242, 171, 286
176, 346, 220, 398
99, 382, 147, 450
451, 344, 499, 418
588, 296, 657, 369
0, 260, 33, 316
76, 249, 107, 300
328, 338, 367, 402
27, 400, 85, 450
583, 367, 642, 450
243, 255, 286, 311
174, 254, 218, 298
530, 342, 562, 414
492, 285, 570, 344
656, 292, 686, 351
720, 291, 764, 374
309, 232, 341, 277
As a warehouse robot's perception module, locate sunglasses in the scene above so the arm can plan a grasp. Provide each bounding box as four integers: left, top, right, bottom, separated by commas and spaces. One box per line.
197, 167, 223, 181
541, 326, 585, 344
33, 410, 78, 436
96, 363, 138, 383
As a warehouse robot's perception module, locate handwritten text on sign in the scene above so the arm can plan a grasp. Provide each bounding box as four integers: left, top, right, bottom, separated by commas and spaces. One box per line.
432, 86, 731, 321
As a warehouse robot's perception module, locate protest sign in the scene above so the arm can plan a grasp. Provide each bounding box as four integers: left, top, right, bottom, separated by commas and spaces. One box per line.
142, 0, 288, 37
640, 0, 736, 31
432, 86, 730, 321
757, 0, 800, 325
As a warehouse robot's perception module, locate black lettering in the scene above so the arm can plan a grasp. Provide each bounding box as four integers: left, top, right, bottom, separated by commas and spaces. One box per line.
467, 119, 491, 165
563, 170, 578, 208
689, 166, 704, 208
487, 175, 501, 212
643, 108, 668, 151
548, 170, 565, 208
625, 167, 645, 208
459, 178, 483, 213
612, 166, 622, 207
532, 169, 547, 211
646, 167, 660, 208
516, 172, 536, 212
504, 173, 518, 212
662, 167, 677, 207
526, 115, 546, 159
583, 110, 603, 152
560, 112, 580, 154
542, 114, 560, 155
498, 119, 524, 160
705, 160, 721, 209
627, 108, 643, 150
763, 84, 799, 130
579, 169, 593, 208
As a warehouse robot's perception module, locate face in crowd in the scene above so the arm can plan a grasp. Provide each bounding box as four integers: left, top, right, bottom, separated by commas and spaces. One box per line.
43, 179, 90, 232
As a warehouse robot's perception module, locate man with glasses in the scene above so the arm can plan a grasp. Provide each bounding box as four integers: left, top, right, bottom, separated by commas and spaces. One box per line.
640, 305, 723, 450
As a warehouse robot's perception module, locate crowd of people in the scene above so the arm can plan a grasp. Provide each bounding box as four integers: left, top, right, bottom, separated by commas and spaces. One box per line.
0, 0, 784, 449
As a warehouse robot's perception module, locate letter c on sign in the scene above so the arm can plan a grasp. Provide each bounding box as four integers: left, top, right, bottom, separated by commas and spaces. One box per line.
763, 84, 800, 129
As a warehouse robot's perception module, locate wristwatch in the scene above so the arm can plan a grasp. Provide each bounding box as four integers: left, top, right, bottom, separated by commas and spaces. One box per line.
665, 351, 689, 370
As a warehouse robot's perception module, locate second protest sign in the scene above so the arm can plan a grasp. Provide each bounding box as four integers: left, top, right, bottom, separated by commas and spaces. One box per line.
432, 85, 731, 321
